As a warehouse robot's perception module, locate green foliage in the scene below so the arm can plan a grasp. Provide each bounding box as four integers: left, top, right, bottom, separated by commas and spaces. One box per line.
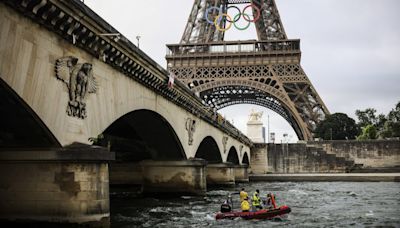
315, 113, 360, 140
355, 108, 377, 127
375, 114, 387, 132
357, 124, 377, 140
380, 121, 400, 138
383, 101, 400, 138
88, 134, 104, 145
355, 101, 400, 139
388, 102, 400, 122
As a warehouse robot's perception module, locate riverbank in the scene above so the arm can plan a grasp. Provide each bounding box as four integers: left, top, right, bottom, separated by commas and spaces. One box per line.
250, 173, 400, 182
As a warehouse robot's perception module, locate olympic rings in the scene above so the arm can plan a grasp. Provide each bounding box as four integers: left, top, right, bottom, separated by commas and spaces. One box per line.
204, 3, 261, 31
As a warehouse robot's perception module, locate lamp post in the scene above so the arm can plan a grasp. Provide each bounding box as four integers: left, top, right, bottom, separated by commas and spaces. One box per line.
267, 114, 270, 144
136, 35, 141, 48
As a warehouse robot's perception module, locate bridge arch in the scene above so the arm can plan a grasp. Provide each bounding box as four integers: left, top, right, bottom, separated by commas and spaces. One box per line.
242, 152, 250, 165
194, 136, 222, 163
193, 79, 309, 140
0, 78, 60, 148
226, 146, 239, 165
99, 109, 186, 161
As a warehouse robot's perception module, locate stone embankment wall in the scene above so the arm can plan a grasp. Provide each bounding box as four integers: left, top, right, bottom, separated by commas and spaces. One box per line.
308, 140, 400, 172
267, 144, 352, 173
266, 140, 400, 173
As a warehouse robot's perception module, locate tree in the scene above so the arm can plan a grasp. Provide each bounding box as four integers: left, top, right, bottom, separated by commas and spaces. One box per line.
355, 108, 377, 127
355, 107, 393, 138
380, 120, 400, 138
378, 102, 400, 138
376, 114, 387, 131
357, 124, 377, 140
314, 113, 360, 140
388, 101, 400, 122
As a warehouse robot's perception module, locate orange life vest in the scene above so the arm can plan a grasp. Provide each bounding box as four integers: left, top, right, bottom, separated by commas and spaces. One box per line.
270, 194, 277, 209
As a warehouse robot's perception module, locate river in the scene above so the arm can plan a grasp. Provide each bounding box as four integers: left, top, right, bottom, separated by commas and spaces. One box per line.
110, 182, 400, 227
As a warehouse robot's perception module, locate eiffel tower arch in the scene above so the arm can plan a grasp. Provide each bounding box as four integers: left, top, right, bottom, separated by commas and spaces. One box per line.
166, 0, 330, 141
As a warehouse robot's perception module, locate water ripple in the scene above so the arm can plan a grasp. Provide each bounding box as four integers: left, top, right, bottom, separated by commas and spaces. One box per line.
110, 182, 400, 227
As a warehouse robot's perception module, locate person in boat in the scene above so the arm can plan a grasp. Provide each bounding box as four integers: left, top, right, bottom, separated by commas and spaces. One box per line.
220, 194, 232, 213
239, 187, 248, 202
263, 193, 277, 209
252, 189, 263, 211
241, 196, 250, 212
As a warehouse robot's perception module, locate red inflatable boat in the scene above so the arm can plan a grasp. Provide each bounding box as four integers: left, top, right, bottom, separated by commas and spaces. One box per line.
215, 205, 291, 220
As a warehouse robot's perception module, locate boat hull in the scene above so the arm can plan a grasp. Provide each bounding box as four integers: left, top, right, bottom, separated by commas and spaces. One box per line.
215, 205, 291, 220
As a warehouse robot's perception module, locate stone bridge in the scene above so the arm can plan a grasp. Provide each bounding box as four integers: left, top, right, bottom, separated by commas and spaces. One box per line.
0, 0, 253, 225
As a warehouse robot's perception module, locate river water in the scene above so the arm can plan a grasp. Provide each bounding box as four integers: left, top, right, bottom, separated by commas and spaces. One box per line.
110, 182, 400, 227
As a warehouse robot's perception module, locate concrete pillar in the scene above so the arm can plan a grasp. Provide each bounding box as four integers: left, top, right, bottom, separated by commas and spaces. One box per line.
234, 164, 249, 183
141, 159, 207, 195
250, 143, 269, 174
0, 144, 115, 226
206, 163, 235, 187
109, 162, 142, 186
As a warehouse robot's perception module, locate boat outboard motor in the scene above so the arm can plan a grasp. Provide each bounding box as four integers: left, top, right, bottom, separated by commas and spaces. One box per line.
220, 202, 231, 213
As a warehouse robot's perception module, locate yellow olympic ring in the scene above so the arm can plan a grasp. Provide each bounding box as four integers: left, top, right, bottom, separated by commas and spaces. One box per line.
214, 13, 233, 32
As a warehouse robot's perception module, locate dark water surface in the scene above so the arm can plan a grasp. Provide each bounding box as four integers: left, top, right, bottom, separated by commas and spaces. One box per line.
110, 182, 400, 227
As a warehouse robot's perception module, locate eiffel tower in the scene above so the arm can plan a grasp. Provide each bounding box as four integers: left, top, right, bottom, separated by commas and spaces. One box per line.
166, 0, 330, 141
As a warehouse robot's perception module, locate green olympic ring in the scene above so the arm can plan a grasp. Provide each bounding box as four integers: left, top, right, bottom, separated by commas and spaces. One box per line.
233, 13, 251, 31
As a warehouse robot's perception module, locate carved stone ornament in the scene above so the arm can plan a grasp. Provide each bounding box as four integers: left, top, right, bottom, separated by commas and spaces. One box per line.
239, 144, 244, 157
222, 136, 229, 154
249, 109, 263, 122
185, 118, 196, 145
55, 56, 97, 119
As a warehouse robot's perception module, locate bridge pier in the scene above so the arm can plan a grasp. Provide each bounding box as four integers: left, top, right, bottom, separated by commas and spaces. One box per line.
206, 163, 235, 187
0, 144, 114, 226
250, 144, 269, 174
234, 164, 249, 183
140, 159, 207, 195
109, 162, 143, 187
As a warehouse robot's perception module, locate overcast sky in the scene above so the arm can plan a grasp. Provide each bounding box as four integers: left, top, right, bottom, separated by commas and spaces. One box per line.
85, 0, 400, 142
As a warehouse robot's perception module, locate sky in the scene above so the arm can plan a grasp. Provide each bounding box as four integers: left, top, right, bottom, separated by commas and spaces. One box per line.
84, 0, 400, 142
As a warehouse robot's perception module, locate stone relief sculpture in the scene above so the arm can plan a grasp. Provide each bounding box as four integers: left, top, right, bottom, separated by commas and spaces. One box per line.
185, 118, 196, 145
239, 144, 244, 157
222, 136, 228, 153
248, 109, 263, 122
55, 56, 97, 119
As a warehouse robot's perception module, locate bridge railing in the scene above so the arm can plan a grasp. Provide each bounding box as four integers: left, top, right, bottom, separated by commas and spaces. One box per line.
166, 40, 300, 56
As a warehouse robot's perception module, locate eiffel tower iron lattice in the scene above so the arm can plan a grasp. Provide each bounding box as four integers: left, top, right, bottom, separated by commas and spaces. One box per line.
166, 0, 330, 141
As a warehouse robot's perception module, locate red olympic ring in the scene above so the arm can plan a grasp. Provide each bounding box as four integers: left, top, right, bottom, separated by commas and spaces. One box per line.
242, 4, 260, 23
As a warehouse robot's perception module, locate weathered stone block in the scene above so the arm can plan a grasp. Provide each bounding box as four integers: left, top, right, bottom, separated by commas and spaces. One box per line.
141, 159, 207, 195
206, 163, 235, 187
234, 165, 249, 183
